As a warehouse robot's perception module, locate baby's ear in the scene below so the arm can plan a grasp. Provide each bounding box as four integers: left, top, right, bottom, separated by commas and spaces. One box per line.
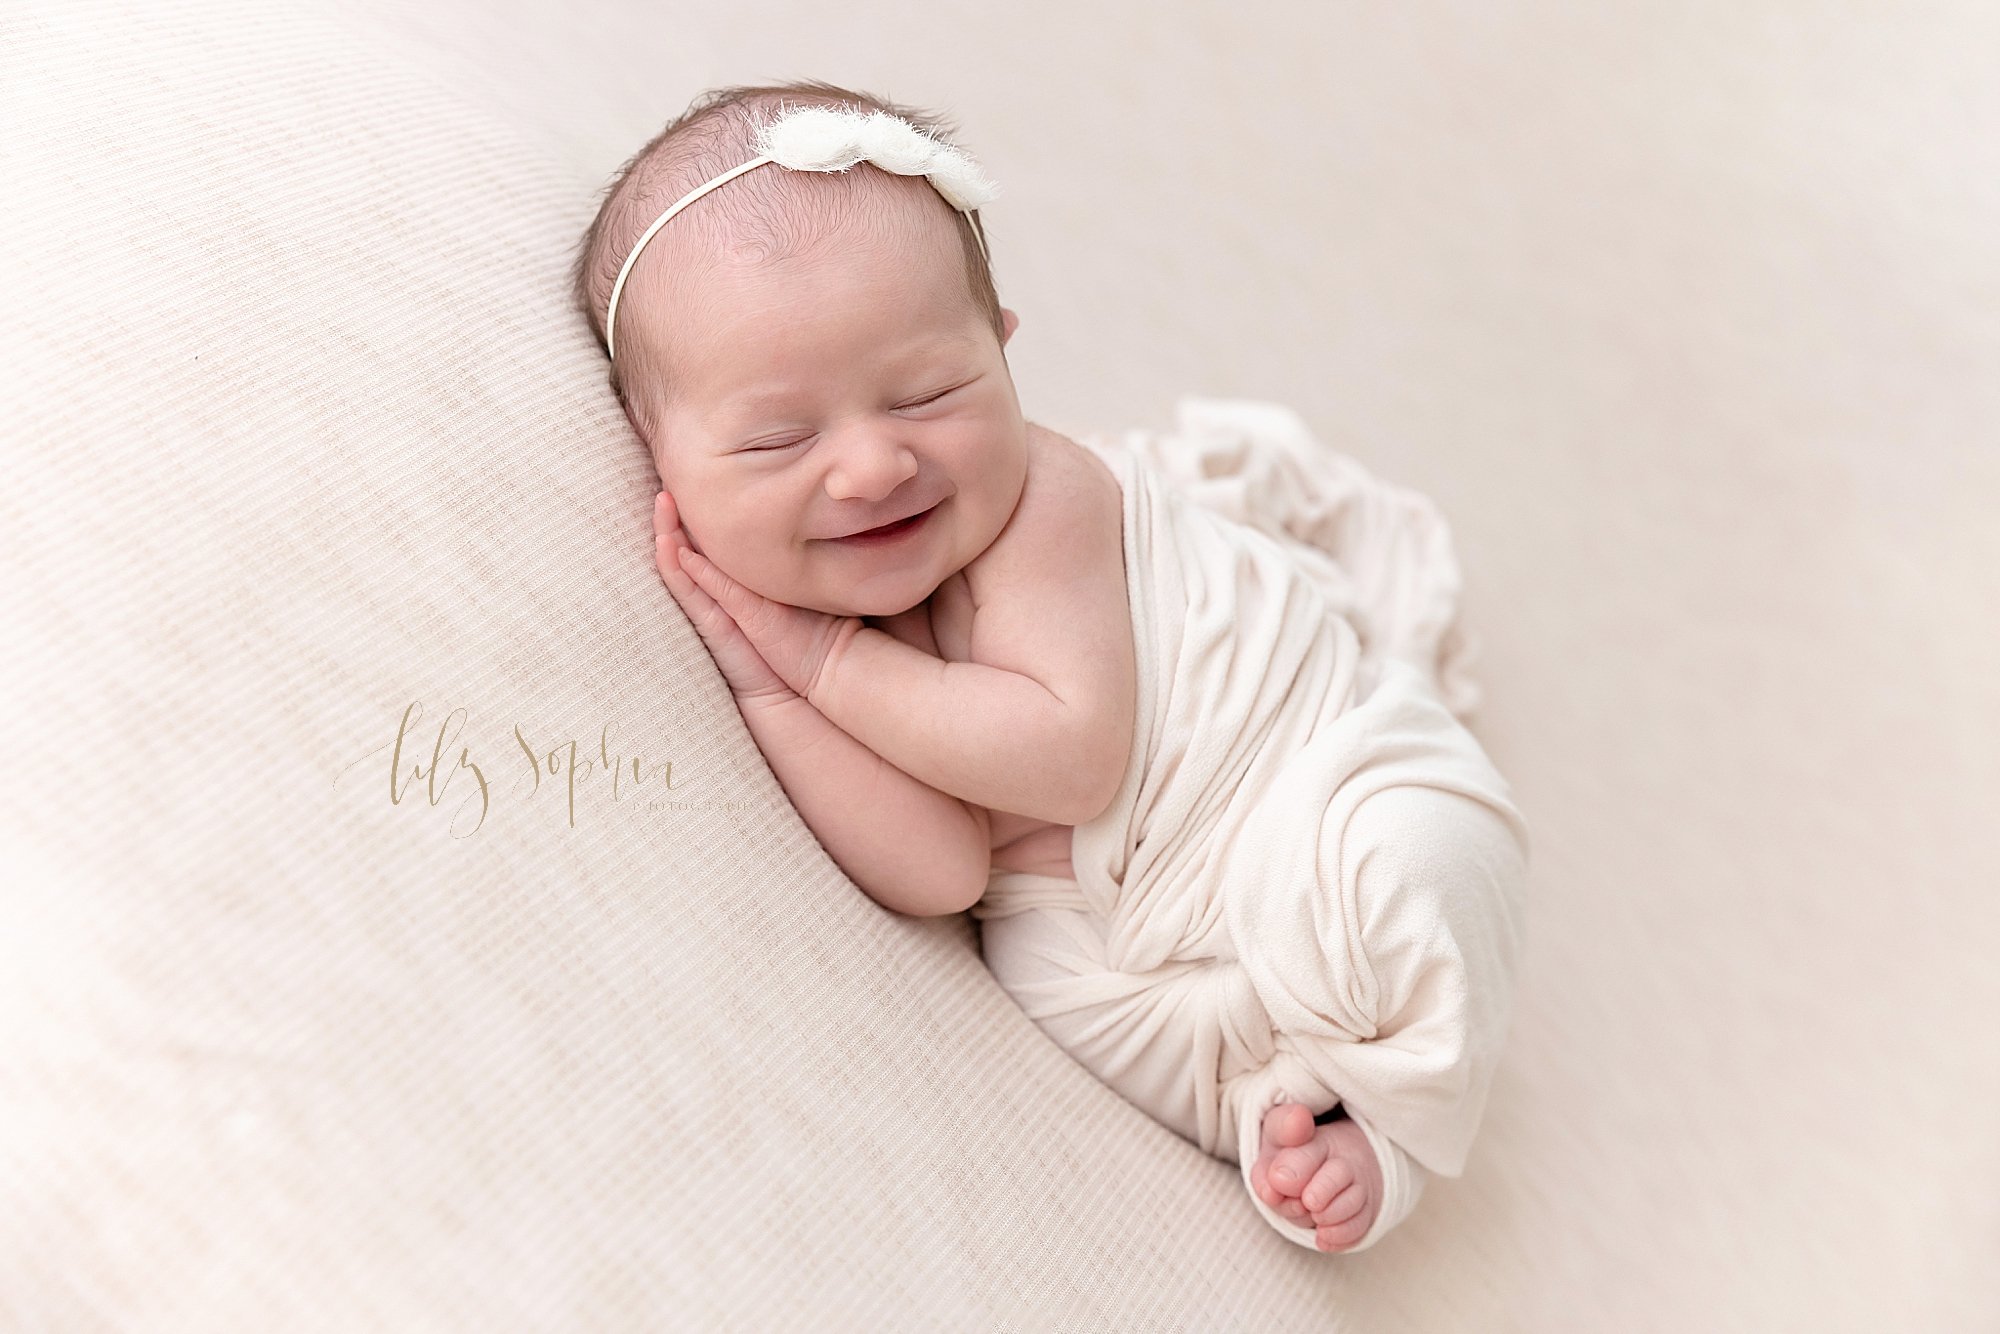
1000, 307, 1020, 347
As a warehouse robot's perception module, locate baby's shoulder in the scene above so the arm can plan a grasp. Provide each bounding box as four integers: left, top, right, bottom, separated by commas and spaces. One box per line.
947, 423, 1127, 680
964, 423, 1122, 596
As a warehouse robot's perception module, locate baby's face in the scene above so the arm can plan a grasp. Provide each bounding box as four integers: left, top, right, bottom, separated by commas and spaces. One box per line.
635, 214, 1026, 620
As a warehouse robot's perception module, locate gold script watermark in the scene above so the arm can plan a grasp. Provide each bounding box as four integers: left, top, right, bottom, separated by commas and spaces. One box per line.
334, 700, 736, 837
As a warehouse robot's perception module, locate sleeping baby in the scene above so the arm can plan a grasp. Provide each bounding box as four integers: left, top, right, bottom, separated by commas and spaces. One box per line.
570, 81, 1530, 1256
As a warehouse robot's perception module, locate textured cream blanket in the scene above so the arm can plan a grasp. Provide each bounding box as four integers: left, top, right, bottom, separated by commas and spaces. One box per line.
972, 398, 1530, 1252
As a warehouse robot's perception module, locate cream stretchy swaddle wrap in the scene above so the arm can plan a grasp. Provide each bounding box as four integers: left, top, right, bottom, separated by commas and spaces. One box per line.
971, 397, 1530, 1253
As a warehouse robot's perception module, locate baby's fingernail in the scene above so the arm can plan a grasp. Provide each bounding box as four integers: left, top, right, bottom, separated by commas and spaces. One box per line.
1275, 1168, 1297, 1184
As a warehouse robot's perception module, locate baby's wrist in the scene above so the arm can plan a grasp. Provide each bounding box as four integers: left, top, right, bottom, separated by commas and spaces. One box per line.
734, 682, 806, 715
801, 620, 868, 713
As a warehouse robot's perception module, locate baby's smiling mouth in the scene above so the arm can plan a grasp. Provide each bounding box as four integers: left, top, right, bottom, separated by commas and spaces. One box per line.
833, 500, 940, 543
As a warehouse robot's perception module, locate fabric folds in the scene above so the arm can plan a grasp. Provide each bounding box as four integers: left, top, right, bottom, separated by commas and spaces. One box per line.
973, 397, 1530, 1252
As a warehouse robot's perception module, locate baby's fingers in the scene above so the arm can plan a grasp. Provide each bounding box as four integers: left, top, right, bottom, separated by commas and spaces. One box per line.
675, 545, 756, 621
652, 493, 690, 586
652, 501, 732, 629
653, 520, 708, 607
654, 495, 723, 608
656, 531, 730, 633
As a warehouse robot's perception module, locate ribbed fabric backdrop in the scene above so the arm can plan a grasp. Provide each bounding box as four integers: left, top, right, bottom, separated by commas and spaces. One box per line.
7, 0, 1997, 1331
0, 3, 1355, 1329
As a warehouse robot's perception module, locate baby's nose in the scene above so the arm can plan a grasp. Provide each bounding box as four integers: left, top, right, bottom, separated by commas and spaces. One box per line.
824, 432, 919, 497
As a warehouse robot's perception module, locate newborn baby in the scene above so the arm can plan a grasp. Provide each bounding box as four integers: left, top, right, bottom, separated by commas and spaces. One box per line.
571, 81, 1524, 1255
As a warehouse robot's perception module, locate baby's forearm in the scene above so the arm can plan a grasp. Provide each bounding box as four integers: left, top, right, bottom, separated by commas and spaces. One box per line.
811, 626, 1099, 825
736, 691, 991, 917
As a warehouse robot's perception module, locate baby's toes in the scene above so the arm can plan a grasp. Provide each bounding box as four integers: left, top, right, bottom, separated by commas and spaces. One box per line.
1268, 1145, 1329, 1200
1300, 1158, 1356, 1216
1315, 1209, 1373, 1253
1252, 1159, 1311, 1223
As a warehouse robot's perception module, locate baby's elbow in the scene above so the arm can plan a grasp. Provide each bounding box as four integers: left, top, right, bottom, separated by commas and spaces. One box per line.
949, 836, 995, 915
1056, 723, 1129, 826
1066, 767, 1123, 826
908, 817, 993, 917
1051, 790, 1106, 829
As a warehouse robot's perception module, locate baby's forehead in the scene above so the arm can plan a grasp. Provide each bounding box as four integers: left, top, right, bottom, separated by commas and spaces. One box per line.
647, 257, 976, 361
635, 231, 916, 345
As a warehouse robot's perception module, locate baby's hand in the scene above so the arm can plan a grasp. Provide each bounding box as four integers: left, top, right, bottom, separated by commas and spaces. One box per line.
653, 490, 860, 705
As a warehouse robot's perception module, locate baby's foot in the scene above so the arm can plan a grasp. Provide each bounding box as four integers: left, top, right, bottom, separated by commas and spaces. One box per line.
1250, 1102, 1384, 1253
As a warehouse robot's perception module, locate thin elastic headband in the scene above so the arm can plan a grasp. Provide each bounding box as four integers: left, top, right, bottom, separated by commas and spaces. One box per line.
603, 104, 1000, 363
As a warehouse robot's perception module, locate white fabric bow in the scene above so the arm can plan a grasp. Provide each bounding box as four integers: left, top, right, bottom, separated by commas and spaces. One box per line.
756, 105, 1000, 212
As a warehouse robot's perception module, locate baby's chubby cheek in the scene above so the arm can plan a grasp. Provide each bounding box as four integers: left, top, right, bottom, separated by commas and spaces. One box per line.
654, 491, 738, 579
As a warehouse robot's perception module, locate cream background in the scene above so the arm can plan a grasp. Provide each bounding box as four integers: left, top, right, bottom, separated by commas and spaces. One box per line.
3, 1, 1994, 1329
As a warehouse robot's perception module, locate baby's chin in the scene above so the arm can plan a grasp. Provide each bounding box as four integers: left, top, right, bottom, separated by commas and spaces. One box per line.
732, 550, 945, 619
814, 582, 940, 621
